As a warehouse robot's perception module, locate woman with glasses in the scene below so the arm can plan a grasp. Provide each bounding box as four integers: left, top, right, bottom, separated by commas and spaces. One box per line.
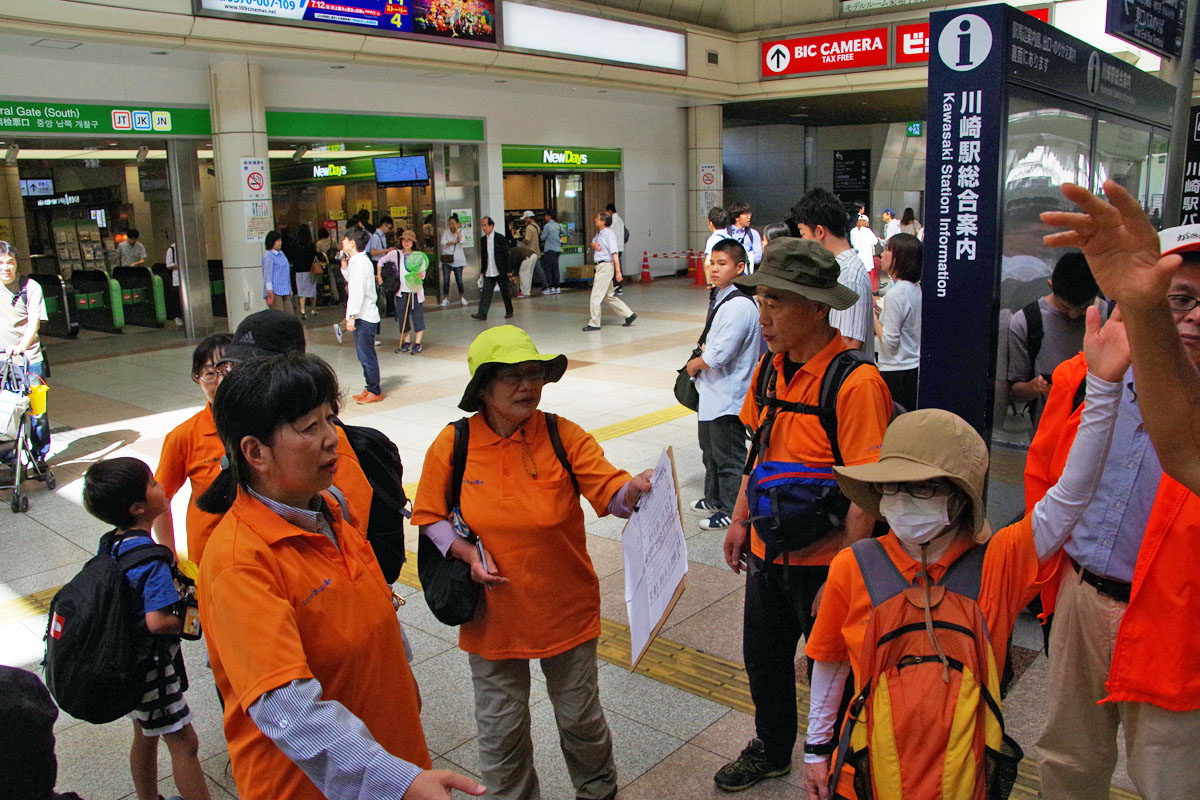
801, 306, 1130, 800
152, 333, 233, 559
411, 325, 652, 800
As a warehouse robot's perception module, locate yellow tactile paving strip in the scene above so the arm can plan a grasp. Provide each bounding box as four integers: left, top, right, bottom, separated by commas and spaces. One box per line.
2, 402, 1139, 800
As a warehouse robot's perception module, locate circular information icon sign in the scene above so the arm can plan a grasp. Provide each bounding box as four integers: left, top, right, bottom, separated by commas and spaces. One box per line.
937, 14, 992, 72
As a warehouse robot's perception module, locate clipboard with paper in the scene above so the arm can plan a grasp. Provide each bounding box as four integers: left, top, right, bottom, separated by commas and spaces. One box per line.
621, 447, 688, 669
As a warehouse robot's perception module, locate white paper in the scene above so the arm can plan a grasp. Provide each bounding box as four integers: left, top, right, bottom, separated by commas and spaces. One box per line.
623, 447, 688, 667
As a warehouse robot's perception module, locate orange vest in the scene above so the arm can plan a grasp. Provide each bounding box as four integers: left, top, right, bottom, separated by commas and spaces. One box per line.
1025, 354, 1200, 711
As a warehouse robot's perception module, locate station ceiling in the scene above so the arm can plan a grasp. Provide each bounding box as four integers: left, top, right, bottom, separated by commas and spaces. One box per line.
723, 88, 928, 127
566, 0, 816, 34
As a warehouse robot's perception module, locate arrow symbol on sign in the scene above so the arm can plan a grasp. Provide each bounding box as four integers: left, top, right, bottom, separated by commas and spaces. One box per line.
766, 44, 790, 72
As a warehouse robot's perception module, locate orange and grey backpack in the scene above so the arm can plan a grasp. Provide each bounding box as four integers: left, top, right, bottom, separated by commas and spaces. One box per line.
830, 538, 1023, 800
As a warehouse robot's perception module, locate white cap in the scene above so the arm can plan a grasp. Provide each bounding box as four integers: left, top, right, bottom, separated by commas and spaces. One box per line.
1159, 225, 1200, 256
522, 210, 535, 218
858, 214, 870, 222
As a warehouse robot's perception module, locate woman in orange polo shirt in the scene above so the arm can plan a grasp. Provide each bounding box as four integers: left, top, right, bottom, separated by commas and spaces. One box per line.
153, 333, 232, 560
411, 325, 652, 800
801, 308, 1129, 800
197, 353, 484, 800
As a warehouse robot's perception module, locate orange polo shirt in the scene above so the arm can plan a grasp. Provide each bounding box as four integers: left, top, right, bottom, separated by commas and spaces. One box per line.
805, 518, 1052, 797
739, 334, 891, 565
157, 405, 225, 563
411, 411, 629, 660
157, 409, 373, 565
199, 489, 431, 800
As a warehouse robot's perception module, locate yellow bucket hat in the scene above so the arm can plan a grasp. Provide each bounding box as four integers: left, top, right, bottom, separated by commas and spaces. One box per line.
833, 409, 990, 535
459, 325, 567, 412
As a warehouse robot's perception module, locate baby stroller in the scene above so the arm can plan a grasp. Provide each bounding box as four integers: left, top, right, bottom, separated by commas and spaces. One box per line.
1, 352, 55, 512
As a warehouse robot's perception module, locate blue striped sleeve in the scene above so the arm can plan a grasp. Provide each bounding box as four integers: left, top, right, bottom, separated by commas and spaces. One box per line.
249, 678, 422, 799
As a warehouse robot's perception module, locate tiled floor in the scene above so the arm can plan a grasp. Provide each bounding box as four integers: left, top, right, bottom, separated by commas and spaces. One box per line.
0, 278, 1136, 798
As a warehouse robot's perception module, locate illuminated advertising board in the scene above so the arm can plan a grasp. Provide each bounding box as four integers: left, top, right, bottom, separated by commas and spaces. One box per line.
194, 0, 499, 47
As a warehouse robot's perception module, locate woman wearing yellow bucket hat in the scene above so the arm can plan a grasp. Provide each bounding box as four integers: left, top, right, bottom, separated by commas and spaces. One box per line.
801, 307, 1130, 800
411, 325, 653, 800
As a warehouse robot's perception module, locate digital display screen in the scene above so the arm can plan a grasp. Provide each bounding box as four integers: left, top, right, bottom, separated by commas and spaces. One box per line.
20, 178, 54, 197
195, 0, 498, 47
373, 155, 429, 186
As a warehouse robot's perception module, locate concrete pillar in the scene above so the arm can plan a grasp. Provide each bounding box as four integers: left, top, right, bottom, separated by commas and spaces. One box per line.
209, 57, 272, 332
0, 164, 32, 272
687, 105, 723, 252
167, 141, 214, 338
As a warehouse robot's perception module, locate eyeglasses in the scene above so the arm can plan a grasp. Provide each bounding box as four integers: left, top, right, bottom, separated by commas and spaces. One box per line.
495, 366, 547, 386
194, 361, 234, 383
1167, 294, 1200, 314
877, 480, 952, 499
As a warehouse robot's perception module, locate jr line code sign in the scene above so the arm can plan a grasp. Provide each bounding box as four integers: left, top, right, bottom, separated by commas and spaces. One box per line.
762, 27, 888, 77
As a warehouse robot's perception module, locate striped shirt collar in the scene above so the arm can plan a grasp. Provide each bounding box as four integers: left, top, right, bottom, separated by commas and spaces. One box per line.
246, 486, 338, 547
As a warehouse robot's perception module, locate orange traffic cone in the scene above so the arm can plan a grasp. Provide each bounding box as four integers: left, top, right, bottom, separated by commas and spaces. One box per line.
693, 249, 707, 287
640, 251, 653, 283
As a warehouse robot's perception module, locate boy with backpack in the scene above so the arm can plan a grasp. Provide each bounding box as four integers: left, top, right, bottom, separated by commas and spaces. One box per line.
685, 238, 760, 531
801, 306, 1129, 799
80, 457, 211, 800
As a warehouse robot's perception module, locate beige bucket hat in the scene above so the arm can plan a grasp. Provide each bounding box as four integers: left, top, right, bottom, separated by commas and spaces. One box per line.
833, 409, 989, 535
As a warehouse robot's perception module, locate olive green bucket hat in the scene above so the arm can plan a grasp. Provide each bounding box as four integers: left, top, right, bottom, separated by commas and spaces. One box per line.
459, 325, 568, 412
833, 409, 990, 535
734, 238, 859, 310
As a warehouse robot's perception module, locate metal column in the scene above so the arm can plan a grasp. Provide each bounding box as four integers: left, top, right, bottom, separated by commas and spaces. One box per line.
167, 141, 215, 338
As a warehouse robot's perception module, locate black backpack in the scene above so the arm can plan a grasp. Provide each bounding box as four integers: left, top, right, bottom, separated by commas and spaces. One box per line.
334, 420, 410, 584
42, 531, 174, 724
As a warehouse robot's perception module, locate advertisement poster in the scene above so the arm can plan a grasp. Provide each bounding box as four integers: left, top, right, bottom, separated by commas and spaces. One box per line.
450, 207, 475, 248
196, 0, 498, 46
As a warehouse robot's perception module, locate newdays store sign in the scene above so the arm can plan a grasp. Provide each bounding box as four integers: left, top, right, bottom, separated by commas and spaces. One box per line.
501, 145, 623, 171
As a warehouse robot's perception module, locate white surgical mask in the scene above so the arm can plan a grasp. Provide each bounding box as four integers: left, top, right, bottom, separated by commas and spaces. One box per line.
879, 492, 952, 545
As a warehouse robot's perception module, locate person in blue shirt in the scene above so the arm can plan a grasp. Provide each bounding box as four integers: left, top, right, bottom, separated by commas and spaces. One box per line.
684, 239, 761, 531
82, 457, 211, 800
262, 231, 293, 314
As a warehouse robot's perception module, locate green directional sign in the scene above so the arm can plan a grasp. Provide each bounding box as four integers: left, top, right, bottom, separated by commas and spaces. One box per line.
0, 100, 211, 136
906, 121, 924, 137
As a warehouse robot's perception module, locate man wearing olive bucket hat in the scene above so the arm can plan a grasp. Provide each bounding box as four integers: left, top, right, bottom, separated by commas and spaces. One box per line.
799, 304, 1132, 799
714, 237, 892, 792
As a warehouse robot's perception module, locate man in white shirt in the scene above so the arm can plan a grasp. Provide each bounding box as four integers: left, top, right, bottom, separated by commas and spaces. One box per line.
703, 207, 732, 285
725, 202, 762, 273
583, 212, 636, 331
605, 203, 626, 295
881, 208, 901, 243
341, 227, 384, 404
117, 229, 147, 267
470, 217, 513, 321
793, 188, 875, 361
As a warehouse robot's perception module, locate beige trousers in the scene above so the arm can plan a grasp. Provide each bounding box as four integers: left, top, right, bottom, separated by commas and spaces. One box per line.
266, 292, 294, 314
468, 638, 616, 800
588, 261, 632, 328
1037, 566, 1200, 799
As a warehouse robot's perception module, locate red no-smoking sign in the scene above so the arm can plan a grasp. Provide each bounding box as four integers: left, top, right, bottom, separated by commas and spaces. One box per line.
247, 172, 264, 191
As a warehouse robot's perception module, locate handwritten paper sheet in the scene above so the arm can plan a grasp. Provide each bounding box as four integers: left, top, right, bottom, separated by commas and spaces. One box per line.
623, 447, 688, 668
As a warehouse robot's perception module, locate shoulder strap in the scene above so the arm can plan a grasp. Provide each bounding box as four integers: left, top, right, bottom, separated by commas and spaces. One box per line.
940, 543, 986, 602
325, 485, 349, 521
110, 536, 173, 574
544, 413, 580, 494
11, 275, 28, 307
450, 418, 470, 511
850, 538, 911, 607
746, 354, 778, 469
697, 292, 754, 347
1022, 300, 1044, 370
1071, 374, 1088, 413
817, 350, 871, 466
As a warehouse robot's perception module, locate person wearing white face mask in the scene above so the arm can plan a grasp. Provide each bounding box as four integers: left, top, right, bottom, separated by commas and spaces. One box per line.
800, 304, 1131, 800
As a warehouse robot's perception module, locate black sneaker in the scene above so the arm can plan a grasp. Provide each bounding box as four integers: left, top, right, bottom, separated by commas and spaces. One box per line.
700, 512, 732, 531
713, 739, 789, 792
623, 312, 638, 327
